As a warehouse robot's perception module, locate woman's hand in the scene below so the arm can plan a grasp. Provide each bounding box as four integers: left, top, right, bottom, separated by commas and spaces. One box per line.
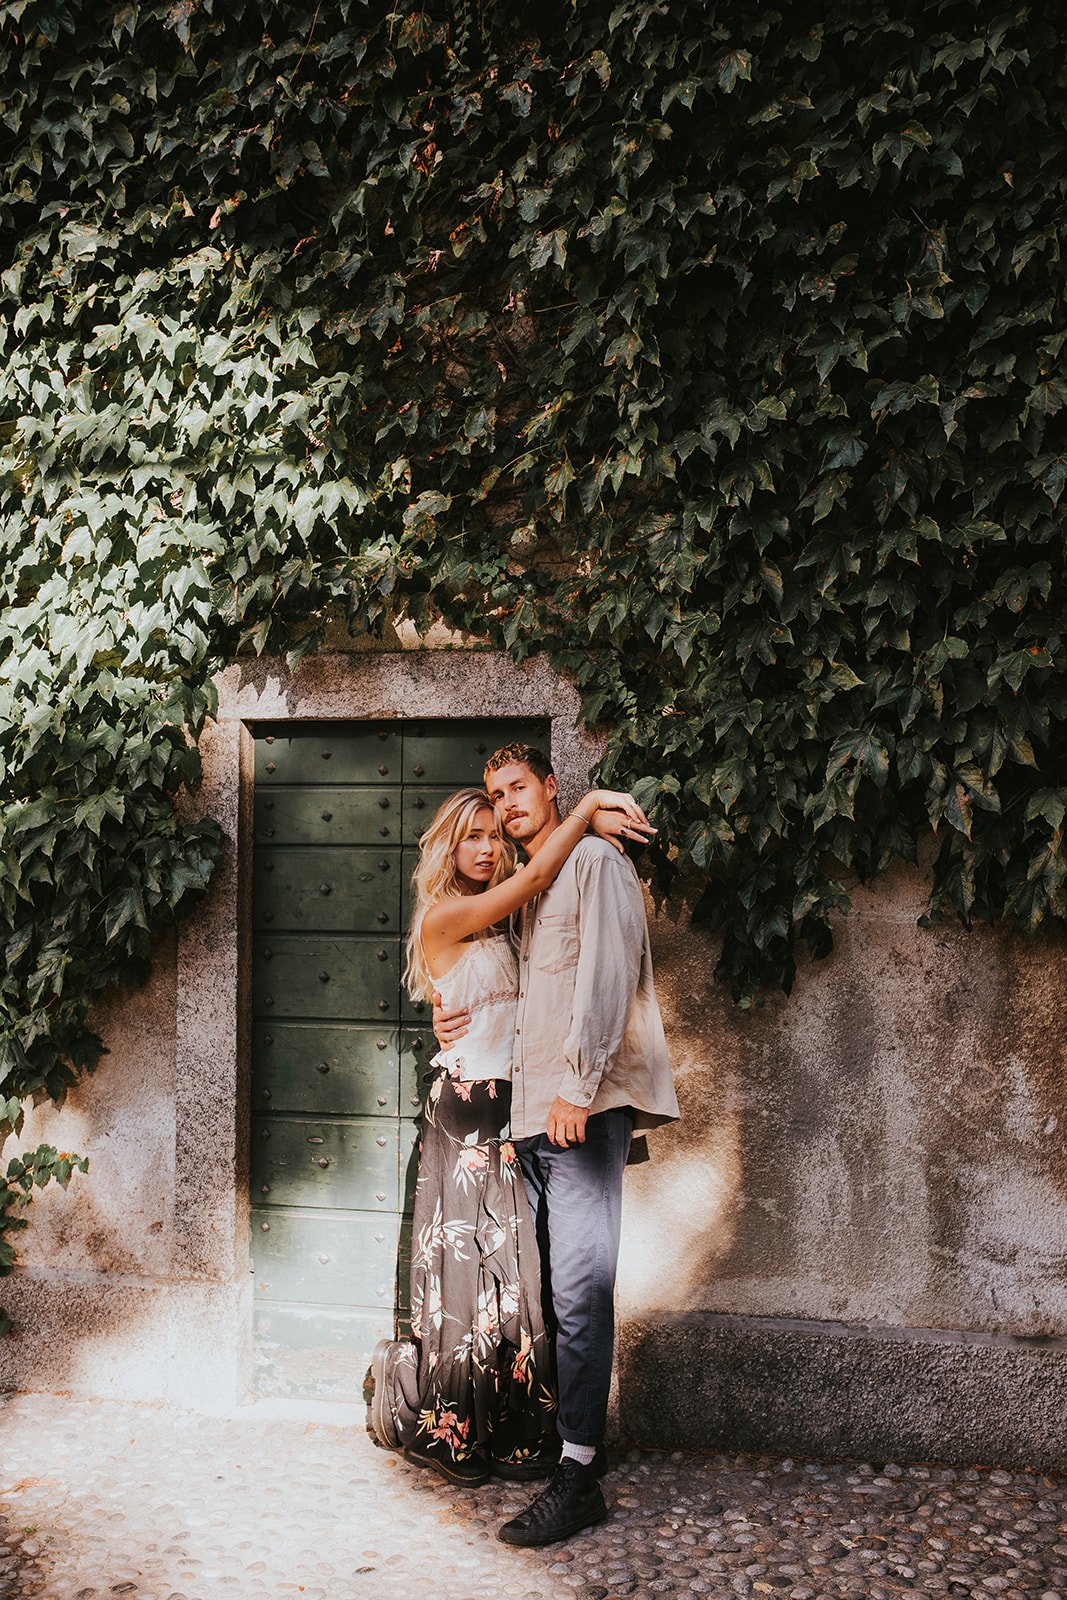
584, 789, 657, 854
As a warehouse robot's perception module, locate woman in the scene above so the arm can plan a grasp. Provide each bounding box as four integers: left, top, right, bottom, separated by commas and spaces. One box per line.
369, 782, 652, 1486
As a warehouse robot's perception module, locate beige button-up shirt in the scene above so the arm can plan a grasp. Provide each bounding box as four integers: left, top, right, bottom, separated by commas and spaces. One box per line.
510, 835, 680, 1140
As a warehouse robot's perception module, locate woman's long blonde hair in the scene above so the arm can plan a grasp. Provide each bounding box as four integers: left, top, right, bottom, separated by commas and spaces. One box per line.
403, 787, 516, 1001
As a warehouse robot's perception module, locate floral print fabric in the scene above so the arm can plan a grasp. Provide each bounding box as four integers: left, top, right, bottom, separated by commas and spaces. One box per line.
379, 1069, 557, 1470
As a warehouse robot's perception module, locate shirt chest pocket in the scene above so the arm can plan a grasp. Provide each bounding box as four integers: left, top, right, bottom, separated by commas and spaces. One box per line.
530, 912, 579, 974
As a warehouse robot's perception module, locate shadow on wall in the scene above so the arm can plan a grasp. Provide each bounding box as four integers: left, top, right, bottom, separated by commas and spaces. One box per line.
0, 1204, 247, 1409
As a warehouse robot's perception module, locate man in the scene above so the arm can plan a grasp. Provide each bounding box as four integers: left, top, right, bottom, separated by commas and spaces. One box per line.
432, 743, 679, 1546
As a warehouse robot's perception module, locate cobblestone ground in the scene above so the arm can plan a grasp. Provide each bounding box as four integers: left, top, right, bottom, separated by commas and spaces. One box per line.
0, 1395, 1063, 1600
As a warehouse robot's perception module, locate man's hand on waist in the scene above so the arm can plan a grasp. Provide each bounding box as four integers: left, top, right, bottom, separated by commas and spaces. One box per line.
432, 992, 470, 1047
547, 1096, 589, 1148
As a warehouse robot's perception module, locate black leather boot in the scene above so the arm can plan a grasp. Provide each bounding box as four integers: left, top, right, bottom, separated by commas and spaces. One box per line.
368, 1338, 406, 1449
497, 1458, 608, 1546
403, 1438, 491, 1486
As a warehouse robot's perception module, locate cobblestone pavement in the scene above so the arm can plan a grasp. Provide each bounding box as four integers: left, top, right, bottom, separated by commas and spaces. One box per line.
0, 1394, 1063, 1600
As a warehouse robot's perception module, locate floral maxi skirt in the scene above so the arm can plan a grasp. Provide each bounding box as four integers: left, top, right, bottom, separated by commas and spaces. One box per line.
374, 1069, 557, 1471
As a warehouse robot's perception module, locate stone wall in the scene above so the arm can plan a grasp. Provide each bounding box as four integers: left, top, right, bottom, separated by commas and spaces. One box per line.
2, 647, 1064, 1465
619, 864, 1067, 1467
0, 928, 250, 1408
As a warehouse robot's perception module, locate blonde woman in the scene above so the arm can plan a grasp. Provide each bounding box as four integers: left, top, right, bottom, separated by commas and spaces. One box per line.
369, 783, 652, 1487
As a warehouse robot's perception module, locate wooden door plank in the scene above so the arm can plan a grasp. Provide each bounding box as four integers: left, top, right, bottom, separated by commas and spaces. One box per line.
252, 1114, 401, 1210
253, 1304, 396, 1400
252, 935, 400, 1020
256, 725, 401, 786
253, 845, 402, 932
255, 786, 401, 847
402, 718, 546, 785
251, 1207, 401, 1306
252, 1021, 402, 1118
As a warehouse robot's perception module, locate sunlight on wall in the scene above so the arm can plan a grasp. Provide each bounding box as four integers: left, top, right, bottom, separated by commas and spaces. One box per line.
618, 1146, 741, 1313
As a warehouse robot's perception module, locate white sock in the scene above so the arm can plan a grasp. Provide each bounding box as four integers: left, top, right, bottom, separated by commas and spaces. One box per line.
561, 1441, 597, 1466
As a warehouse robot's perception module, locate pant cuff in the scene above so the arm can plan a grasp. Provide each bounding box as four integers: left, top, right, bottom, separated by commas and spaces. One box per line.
556, 1424, 603, 1448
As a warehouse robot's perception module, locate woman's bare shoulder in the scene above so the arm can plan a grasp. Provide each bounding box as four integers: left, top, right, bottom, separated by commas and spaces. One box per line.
419, 899, 452, 938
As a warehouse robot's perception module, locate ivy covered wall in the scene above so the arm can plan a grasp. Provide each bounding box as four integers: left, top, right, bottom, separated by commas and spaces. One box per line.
1, 1, 1066, 1265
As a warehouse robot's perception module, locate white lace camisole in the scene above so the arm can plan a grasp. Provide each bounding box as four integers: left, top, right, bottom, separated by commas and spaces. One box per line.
429, 932, 518, 1082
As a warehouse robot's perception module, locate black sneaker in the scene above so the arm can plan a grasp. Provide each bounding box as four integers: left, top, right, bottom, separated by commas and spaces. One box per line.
497, 1458, 609, 1546
403, 1439, 491, 1487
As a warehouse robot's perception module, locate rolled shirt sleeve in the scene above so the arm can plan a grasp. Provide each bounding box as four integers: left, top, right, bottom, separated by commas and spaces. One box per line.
556, 850, 644, 1107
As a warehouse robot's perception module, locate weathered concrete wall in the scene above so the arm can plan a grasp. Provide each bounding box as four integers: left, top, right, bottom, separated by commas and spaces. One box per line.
618, 862, 1067, 1465
16, 929, 178, 1284
0, 930, 249, 1409
2, 645, 1065, 1465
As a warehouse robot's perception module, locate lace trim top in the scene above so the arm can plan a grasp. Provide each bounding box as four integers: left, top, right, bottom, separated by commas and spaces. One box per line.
429, 932, 518, 1082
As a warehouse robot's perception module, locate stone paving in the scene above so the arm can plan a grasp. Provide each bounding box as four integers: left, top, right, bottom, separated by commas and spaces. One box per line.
0, 1394, 1063, 1600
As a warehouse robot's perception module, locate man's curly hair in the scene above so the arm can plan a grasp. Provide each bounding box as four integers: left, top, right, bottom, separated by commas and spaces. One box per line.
483, 743, 555, 783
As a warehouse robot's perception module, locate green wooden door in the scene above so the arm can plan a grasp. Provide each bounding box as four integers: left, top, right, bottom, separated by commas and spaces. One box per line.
250, 717, 549, 1399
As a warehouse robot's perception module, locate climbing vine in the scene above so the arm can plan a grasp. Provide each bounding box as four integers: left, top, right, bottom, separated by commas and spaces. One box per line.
1, 1, 1066, 1270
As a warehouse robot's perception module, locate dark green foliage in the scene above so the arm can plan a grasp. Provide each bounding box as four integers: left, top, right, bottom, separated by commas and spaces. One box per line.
2, 0, 1066, 1148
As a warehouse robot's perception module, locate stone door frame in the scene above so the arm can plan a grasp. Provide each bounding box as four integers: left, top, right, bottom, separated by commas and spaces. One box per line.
174, 649, 598, 1408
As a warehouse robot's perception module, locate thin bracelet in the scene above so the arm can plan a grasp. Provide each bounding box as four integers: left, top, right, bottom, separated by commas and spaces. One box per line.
574, 806, 595, 827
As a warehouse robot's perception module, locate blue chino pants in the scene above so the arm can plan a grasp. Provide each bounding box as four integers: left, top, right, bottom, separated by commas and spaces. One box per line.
515, 1108, 633, 1447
